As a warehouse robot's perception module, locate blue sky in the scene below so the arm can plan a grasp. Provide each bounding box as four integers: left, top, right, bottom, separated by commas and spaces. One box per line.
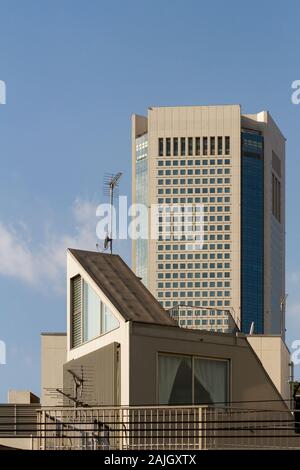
0, 0, 300, 401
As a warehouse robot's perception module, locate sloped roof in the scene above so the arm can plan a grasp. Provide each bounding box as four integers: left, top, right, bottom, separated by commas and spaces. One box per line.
68, 249, 177, 327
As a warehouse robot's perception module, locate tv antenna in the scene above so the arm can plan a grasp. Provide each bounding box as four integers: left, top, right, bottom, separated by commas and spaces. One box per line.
280, 294, 288, 337
103, 172, 122, 254
45, 365, 96, 408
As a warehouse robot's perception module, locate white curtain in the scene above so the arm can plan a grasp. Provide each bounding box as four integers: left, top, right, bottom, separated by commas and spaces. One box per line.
193, 358, 228, 405
158, 356, 182, 405
159, 355, 228, 406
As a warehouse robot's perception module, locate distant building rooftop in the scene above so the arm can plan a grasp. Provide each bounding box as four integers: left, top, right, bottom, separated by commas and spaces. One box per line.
8, 390, 40, 404
41, 332, 67, 336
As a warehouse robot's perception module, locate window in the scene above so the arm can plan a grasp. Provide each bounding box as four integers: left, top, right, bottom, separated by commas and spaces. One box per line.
71, 275, 82, 348
158, 354, 229, 405
70, 276, 120, 348
166, 138, 171, 156
158, 355, 192, 405
83, 280, 101, 342
203, 137, 208, 155
218, 136, 223, 155
210, 137, 215, 155
225, 136, 230, 155
272, 173, 281, 222
188, 137, 193, 156
159, 138, 164, 156
195, 137, 200, 155
180, 137, 186, 156
173, 137, 178, 156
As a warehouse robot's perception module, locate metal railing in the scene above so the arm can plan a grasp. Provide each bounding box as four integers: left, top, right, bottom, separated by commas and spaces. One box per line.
36, 405, 300, 450
0, 404, 40, 436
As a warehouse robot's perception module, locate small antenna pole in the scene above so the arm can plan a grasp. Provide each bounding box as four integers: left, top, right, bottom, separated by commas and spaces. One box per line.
280, 294, 288, 338
103, 172, 122, 254
109, 179, 114, 255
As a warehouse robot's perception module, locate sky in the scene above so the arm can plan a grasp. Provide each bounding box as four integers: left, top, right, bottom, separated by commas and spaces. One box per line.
0, 0, 300, 402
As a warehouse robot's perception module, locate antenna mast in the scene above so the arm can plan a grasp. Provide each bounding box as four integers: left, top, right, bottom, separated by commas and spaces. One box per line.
280, 294, 288, 337
103, 172, 122, 254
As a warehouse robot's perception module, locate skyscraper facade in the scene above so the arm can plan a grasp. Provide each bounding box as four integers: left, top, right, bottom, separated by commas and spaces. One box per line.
132, 105, 285, 335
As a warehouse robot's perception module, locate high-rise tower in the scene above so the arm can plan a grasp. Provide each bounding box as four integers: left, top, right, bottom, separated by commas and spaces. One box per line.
132, 105, 285, 335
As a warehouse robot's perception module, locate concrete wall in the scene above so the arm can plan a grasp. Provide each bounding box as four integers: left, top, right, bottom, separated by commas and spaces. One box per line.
129, 322, 288, 410
63, 342, 120, 406
247, 335, 290, 403
41, 333, 67, 406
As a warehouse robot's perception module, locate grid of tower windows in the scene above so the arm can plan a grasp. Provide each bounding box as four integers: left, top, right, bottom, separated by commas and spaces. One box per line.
155, 136, 232, 332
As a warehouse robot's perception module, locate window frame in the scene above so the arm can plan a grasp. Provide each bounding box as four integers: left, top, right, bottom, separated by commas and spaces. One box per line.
70, 275, 120, 349
156, 351, 230, 406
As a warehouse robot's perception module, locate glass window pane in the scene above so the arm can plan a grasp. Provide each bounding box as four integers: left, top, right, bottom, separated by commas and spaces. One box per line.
218, 136, 223, 155
210, 137, 215, 155
158, 138, 164, 156
188, 137, 193, 156
180, 138, 186, 156
102, 303, 119, 334
83, 281, 101, 342
225, 136, 230, 155
173, 137, 178, 156
158, 355, 192, 405
166, 137, 171, 156
203, 137, 208, 155
195, 137, 200, 155
194, 358, 228, 405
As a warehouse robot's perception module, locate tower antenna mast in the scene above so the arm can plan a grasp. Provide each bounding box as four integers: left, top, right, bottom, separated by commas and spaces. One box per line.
103, 172, 122, 254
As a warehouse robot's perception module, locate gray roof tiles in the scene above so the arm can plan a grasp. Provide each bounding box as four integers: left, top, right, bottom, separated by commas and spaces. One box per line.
68, 249, 177, 327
